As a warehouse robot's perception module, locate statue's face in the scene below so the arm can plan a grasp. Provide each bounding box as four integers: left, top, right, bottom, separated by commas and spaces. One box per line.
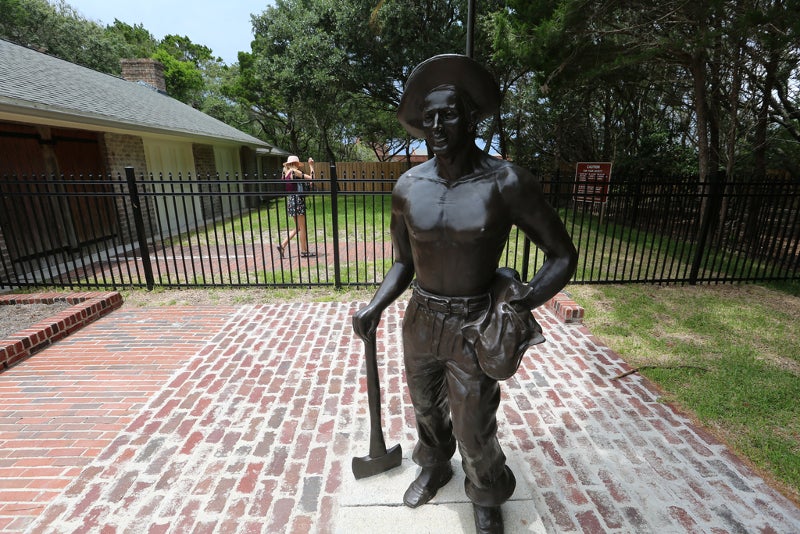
422, 88, 473, 157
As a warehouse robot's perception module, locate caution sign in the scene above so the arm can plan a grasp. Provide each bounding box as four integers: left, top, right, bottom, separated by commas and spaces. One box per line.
574, 162, 612, 203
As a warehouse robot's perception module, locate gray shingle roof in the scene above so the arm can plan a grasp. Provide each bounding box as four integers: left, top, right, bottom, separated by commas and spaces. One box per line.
0, 39, 270, 148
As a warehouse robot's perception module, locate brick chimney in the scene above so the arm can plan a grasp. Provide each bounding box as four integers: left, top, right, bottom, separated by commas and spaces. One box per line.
120, 58, 167, 94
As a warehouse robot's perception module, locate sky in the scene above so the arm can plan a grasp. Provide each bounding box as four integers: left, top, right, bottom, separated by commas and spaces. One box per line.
66, 0, 274, 65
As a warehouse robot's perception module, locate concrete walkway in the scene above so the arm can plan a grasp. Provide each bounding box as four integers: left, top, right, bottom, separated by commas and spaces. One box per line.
0, 297, 798, 533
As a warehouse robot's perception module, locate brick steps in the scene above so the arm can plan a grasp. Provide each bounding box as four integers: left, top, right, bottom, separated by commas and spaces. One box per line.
546, 292, 584, 324
0, 292, 122, 370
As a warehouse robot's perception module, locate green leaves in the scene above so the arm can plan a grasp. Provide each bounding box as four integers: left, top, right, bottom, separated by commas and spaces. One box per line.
151, 49, 205, 106
1, 0, 127, 73
104, 20, 158, 59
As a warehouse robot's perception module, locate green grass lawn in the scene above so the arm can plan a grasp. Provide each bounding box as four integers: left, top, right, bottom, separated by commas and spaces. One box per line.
567, 281, 800, 504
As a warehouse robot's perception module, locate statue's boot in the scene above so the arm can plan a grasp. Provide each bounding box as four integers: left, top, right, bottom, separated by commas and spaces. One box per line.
473, 504, 503, 534
403, 462, 453, 508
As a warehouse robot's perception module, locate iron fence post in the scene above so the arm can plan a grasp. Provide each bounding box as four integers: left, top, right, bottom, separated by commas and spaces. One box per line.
124, 166, 155, 290
329, 164, 342, 289
466, 0, 476, 58
552, 167, 561, 209
689, 170, 725, 285
521, 238, 531, 282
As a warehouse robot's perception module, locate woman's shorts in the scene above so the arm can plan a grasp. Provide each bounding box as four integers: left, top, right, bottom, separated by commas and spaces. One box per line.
287, 194, 306, 216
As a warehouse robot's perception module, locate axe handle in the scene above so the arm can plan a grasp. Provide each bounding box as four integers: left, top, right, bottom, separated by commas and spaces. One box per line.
364, 335, 389, 458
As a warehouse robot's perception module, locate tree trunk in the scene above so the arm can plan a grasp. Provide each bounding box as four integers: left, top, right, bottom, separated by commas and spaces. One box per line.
745, 50, 780, 247
601, 91, 612, 161
690, 54, 711, 185
688, 52, 714, 284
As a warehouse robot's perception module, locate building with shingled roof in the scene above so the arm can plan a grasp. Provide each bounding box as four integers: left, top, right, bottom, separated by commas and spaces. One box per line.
0, 39, 289, 276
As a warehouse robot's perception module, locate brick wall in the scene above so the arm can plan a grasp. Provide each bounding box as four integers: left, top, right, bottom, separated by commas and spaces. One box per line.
546, 292, 584, 324
103, 133, 148, 177
192, 144, 223, 219
0, 292, 123, 369
102, 133, 155, 245
192, 144, 217, 177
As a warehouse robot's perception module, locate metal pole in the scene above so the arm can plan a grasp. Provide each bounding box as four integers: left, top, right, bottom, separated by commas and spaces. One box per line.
521, 237, 531, 282
466, 0, 476, 58
124, 166, 155, 290
329, 163, 342, 289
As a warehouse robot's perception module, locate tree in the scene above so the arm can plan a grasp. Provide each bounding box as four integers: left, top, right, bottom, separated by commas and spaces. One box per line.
223, 51, 286, 143
199, 62, 257, 136
158, 34, 216, 66
491, 0, 800, 180
0, 0, 130, 73
247, 0, 365, 161
241, 0, 483, 161
151, 48, 205, 106
337, 0, 473, 162
104, 20, 158, 59
151, 35, 223, 107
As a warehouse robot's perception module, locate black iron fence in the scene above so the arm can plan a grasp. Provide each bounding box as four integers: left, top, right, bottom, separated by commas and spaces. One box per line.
552, 171, 799, 284
1, 167, 798, 290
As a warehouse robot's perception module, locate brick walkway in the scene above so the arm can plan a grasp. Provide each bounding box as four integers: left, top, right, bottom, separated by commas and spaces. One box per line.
1, 298, 798, 533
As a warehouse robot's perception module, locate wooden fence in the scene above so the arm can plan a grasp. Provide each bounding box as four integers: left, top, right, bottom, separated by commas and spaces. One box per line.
307, 161, 415, 192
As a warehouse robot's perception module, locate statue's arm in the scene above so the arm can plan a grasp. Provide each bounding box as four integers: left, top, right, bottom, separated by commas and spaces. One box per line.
352, 202, 414, 341
508, 170, 578, 310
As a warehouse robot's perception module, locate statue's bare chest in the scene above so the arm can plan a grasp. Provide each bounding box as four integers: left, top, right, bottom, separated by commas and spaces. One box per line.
402, 178, 509, 243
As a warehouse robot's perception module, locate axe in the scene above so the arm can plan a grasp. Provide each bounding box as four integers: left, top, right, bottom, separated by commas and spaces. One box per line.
352, 333, 402, 479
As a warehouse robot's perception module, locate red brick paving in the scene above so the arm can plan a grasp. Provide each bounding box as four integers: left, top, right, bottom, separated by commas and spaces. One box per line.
0, 306, 234, 532
0, 296, 797, 533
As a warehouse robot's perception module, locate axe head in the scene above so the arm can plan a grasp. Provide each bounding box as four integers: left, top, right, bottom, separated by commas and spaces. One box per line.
351, 443, 403, 479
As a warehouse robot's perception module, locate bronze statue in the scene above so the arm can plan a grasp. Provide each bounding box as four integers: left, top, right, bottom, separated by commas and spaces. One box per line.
353, 54, 578, 534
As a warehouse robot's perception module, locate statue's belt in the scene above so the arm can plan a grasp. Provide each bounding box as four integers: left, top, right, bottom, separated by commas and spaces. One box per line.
410, 284, 491, 317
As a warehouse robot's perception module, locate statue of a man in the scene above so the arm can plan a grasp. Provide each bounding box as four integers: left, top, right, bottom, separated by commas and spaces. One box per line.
353, 54, 578, 534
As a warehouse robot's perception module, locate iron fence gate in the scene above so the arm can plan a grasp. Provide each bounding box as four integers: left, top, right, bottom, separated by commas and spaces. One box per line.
1, 168, 798, 290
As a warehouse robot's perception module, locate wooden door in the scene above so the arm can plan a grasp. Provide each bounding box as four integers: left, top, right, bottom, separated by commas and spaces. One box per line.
0, 124, 71, 259
52, 129, 117, 244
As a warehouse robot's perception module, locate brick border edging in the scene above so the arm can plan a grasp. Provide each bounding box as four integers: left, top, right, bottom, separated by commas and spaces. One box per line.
0, 291, 123, 370
545, 291, 584, 324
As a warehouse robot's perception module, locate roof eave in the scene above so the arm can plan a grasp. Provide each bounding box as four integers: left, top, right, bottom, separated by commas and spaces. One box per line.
0, 98, 271, 149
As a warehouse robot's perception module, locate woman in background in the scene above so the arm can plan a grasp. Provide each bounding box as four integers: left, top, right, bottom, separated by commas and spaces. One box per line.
276, 155, 315, 258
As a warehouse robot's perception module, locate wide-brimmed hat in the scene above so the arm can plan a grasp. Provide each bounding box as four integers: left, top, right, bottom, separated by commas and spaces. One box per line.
397, 54, 501, 139
284, 155, 301, 166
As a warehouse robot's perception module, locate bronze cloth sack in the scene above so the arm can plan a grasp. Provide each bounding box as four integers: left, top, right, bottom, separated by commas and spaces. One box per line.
462, 268, 545, 380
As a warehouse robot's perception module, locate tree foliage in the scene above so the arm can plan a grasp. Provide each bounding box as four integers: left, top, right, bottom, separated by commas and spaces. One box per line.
492, 0, 800, 177
104, 20, 158, 59
2, 0, 799, 176
238, 0, 481, 162
0, 0, 134, 73
150, 48, 203, 105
